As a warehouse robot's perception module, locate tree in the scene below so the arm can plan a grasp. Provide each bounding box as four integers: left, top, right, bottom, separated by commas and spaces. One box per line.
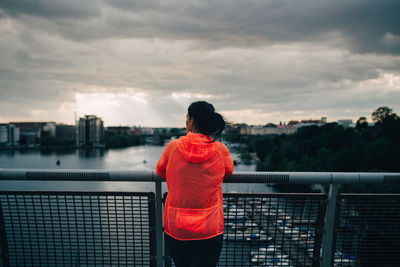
371, 107, 400, 143
254, 136, 274, 161
170, 128, 180, 134
356, 117, 368, 130
371, 107, 397, 124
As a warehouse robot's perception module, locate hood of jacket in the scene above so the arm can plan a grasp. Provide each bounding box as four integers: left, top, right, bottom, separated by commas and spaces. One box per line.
177, 132, 217, 163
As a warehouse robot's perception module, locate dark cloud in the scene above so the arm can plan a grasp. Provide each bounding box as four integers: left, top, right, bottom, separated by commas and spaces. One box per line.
1, 0, 399, 54
0, 0, 100, 19
0, 0, 399, 125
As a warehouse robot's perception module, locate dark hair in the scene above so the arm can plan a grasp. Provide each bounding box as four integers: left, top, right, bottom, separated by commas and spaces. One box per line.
188, 101, 226, 141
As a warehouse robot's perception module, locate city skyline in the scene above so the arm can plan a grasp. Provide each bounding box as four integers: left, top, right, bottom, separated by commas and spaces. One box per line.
1, 1, 399, 127
0, 105, 394, 127
0, 113, 362, 128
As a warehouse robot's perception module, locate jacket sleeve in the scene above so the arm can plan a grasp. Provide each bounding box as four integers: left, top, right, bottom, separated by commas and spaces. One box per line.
156, 140, 176, 178
219, 143, 234, 179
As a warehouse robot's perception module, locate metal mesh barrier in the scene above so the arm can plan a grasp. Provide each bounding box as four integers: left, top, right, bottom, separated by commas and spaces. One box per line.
165, 193, 327, 267
2, 188, 399, 267
0, 191, 156, 267
334, 194, 400, 267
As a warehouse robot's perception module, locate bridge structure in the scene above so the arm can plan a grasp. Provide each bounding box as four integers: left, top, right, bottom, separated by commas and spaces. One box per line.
0, 169, 399, 267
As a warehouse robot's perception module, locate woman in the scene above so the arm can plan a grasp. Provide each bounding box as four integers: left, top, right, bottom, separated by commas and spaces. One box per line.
156, 101, 234, 267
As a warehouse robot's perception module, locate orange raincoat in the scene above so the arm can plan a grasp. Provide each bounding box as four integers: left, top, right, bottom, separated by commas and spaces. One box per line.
156, 132, 234, 240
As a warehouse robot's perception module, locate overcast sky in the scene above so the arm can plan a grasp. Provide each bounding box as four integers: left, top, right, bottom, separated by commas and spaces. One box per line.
0, 0, 399, 127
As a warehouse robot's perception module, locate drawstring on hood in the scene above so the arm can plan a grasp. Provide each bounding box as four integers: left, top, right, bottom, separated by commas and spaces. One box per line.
177, 132, 217, 163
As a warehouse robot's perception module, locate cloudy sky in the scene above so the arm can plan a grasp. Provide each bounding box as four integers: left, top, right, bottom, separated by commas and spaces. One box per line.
0, 0, 399, 127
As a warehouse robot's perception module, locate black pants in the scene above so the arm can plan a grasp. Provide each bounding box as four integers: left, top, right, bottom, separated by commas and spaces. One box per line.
165, 233, 223, 267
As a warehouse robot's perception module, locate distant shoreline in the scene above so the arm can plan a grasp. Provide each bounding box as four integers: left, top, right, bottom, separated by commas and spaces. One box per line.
0, 141, 245, 153
0, 145, 79, 151
0, 144, 157, 151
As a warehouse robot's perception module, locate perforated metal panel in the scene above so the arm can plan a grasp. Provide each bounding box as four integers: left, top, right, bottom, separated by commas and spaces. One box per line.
334, 194, 400, 267
165, 193, 326, 267
0, 191, 156, 267
383, 175, 400, 184
1, 189, 399, 267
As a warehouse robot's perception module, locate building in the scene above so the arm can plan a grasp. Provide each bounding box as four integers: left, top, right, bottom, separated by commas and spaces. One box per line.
106, 126, 131, 136
0, 124, 8, 145
140, 127, 154, 135
9, 122, 53, 146
105, 126, 132, 142
238, 124, 251, 135
55, 124, 76, 144
286, 117, 327, 129
275, 125, 297, 135
250, 125, 297, 135
0, 124, 20, 146
248, 117, 328, 136
43, 123, 56, 137
76, 115, 105, 147
250, 126, 267, 135
224, 123, 252, 135
8, 124, 20, 146
225, 124, 241, 136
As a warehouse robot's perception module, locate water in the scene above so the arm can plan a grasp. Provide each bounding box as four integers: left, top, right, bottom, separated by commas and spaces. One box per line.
0, 145, 274, 193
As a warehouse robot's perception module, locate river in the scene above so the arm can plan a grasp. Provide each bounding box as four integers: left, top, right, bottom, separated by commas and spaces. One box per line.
0, 144, 274, 193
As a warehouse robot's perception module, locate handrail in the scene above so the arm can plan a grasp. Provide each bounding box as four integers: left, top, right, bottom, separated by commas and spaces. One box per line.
1, 169, 400, 184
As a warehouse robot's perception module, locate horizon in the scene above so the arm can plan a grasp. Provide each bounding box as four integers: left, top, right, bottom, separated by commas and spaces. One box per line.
1, 99, 381, 128
0, 111, 377, 128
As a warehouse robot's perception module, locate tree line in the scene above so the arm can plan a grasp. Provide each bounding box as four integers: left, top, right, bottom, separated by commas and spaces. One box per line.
225, 107, 400, 193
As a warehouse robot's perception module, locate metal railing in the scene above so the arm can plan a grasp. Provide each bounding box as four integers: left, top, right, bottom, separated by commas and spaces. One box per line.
334, 194, 400, 267
164, 193, 327, 267
0, 192, 156, 267
1, 169, 400, 267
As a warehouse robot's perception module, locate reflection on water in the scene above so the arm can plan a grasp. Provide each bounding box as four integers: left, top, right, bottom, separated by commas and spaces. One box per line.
0, 146, 163, 170
78, 148, 106, 158
0, 145, 273, 193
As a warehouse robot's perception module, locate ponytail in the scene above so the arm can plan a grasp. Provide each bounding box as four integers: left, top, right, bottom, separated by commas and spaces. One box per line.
209, 112, 226, 141
188, 101, 226, 141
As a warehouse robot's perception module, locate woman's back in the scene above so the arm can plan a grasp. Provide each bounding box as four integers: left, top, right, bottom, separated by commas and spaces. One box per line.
157, 132, 232, 208
156, 132, 233, 240
156, 101, 233, 266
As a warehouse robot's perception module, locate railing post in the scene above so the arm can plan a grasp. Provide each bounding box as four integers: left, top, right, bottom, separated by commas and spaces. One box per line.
154, 179, 164, 267
321, 183, 338, 267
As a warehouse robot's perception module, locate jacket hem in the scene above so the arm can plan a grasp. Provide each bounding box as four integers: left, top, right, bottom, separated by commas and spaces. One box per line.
164, 231, 223, 241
